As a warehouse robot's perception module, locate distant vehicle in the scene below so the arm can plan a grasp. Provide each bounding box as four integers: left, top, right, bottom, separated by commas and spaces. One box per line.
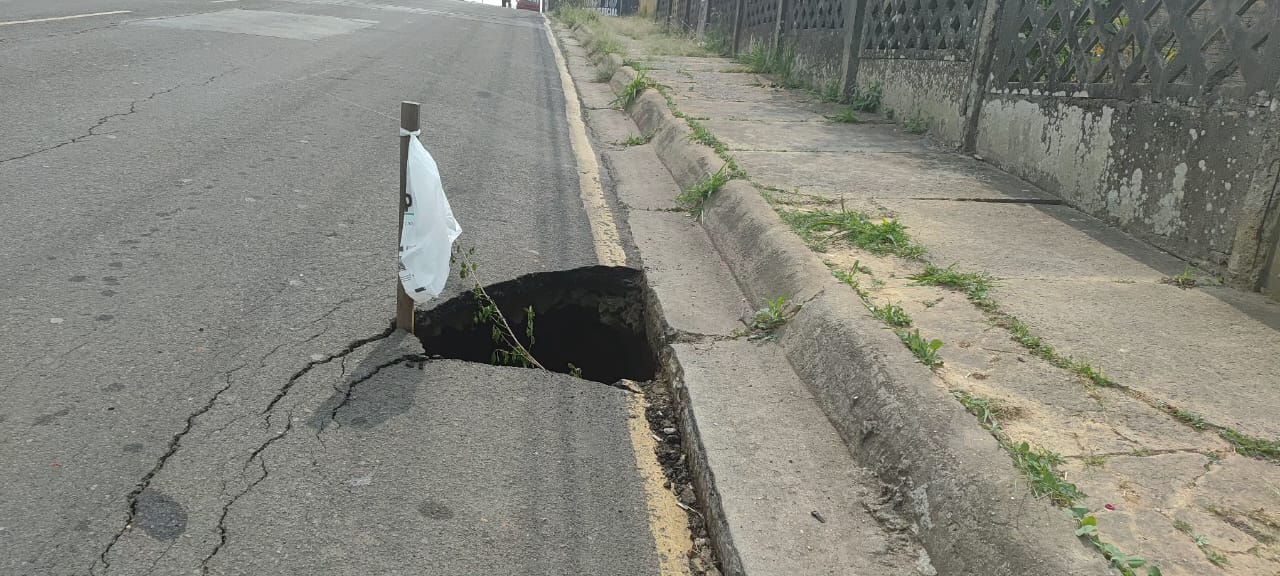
516, 0, 540, 11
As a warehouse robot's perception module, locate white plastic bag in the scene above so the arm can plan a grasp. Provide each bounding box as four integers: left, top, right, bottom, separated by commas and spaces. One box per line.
398, 133, 461, 302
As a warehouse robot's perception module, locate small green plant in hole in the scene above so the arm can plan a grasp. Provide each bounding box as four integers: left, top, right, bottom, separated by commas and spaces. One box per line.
899, 329, 943, 367
872, 301, 912, 327
453, 246, 546, 370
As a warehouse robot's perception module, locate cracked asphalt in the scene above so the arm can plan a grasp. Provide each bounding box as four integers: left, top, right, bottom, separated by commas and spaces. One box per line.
1, 1, 661, 574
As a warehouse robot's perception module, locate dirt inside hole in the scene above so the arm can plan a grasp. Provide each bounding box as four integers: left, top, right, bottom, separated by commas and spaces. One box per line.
414, 266, 658, 384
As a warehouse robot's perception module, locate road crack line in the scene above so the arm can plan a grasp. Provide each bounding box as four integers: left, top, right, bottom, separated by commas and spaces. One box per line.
1, 68, 238, 165
90, 369, 239, 576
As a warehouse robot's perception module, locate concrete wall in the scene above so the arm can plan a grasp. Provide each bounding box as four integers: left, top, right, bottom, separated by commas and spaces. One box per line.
976, 94, 1280, 271
784, 29, 845, 89
681, 0, 1280, 297
857, 59, 973, 147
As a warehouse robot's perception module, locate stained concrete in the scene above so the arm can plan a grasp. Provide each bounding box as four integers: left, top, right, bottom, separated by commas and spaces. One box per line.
571, 20, 1280, 573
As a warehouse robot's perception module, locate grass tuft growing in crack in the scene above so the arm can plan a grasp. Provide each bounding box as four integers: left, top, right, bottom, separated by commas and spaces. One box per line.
952, 390, 1004, 433
555, 4, 598, 28
1013, 442, 1083, 506
826, 109, 862, 123
612, 70, 655, 110
677, 165, 731, 215
618, 130, 656, 147
898, 329, 943, 367
1161, 265, 1198, 289
871, 301, 912, 327
903, 113, 930, 134
910, 264, 994, 307
741, 296, 795, 341
849, 82, 882, 112
1072, 507, 1162, 575
782, 205, 926, 258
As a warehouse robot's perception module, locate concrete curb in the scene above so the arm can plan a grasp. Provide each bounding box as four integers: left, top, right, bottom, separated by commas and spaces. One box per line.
558, 25, 1110, 576
703, 186, 1108, 575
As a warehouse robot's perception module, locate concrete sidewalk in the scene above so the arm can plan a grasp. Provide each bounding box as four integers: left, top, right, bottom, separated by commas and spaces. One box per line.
563, 14, 1280, 576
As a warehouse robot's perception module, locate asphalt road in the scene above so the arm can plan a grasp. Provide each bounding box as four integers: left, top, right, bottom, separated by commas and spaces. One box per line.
0, 1, 659, 573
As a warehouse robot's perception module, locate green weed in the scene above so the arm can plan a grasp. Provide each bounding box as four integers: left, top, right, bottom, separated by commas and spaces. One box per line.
1013, 442, 1083, 506
1082, 454, 1107, 467
1162, 265, 1198, 288
677, 165, 731, 214
618, 130, 656, 147
952, 390, 1003, 432
736, 43, 802, 87
745, 296, 793, 340
1072, 508, 1161, 576
782, 207, 926, 258
589, 31, 625, 59
899, 329, 943, 367
555, 5, 598, 28
686, 118, 726, 151
454, 246, 545, 370
595, 53, 620, 81
904, 114, 929, 134
612, 70, 654, 109
884, 106, 896, 120
871, 301, 912, 327
1218, 428, 1280, 460
910, 264, 994, 307
820, 78, 841, 102
826, 109, 862, 123
850, 82, 882, 112
830, 267, 870, 299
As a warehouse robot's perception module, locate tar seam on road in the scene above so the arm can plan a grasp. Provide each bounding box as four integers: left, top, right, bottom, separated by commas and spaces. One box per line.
542, 16, 692, 576
541, 17, 627, 268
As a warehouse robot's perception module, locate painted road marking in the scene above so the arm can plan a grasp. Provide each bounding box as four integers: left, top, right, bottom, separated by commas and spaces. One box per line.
543, 17, 692, 576
542, 18, 627, 268
0, 11, 132, 27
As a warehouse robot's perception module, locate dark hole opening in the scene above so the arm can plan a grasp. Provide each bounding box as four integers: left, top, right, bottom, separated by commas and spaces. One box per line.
414, 266, 658, 384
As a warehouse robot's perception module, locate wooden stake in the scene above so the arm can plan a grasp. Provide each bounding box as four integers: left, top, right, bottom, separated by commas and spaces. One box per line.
396, 101, 421, 333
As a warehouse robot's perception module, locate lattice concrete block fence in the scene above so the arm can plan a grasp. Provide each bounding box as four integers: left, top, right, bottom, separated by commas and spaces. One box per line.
653, 0, 1280, 298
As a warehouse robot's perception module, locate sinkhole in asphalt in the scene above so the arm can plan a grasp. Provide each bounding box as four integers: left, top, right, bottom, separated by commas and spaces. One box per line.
414, 266, 659, 384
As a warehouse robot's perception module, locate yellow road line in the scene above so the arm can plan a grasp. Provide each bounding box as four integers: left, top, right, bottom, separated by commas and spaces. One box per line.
0, 11, 132, 26
543, 18, 692, 576
627, 396, 695, 576
541, 18, 627, 268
